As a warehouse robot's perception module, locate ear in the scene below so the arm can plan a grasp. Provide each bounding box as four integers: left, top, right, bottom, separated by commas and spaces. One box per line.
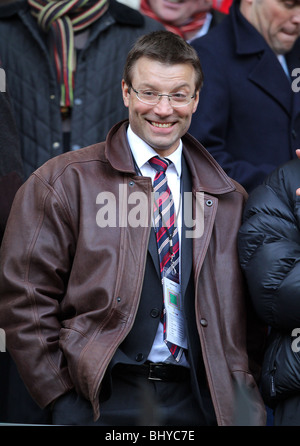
122, 80, 130, 108
192, 90, 200, 113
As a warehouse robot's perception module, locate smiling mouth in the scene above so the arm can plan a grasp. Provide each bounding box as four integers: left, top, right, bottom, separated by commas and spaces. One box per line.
150, 121, 175, 128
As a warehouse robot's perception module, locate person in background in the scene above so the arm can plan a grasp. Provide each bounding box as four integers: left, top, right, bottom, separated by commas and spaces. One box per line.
0, 0, 164, 180
0, 81, 23, 244
189, 0, 300, 192
0, 30, 266, 426
140, 0, 225, 41
0, 66, 24, 423
238, 151, 300, 425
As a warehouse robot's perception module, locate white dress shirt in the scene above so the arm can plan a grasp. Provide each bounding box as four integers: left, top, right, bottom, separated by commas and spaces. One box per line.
127, 125, 189, 366
187, 12, 213, 43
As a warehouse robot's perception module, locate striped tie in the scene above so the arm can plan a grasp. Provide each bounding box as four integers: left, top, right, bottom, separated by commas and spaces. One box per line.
149, 156, 183, 362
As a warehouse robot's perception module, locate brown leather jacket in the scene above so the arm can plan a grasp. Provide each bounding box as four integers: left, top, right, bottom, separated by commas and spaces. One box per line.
0, 120, 266, 425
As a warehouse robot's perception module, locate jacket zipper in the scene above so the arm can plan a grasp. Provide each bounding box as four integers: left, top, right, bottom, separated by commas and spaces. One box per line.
270, 366, 277, 398
269, 333, 282, 399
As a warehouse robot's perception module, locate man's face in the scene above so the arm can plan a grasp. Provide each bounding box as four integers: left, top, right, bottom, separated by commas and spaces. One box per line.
243, 0, 300, 54
122, 56, 199, 157
147, 0, 211, 26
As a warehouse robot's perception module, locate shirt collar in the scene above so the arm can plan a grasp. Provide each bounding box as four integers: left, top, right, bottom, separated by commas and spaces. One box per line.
127, 125, 182, 177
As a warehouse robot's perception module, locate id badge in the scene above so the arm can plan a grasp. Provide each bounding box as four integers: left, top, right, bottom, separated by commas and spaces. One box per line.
162, 274, 187, 349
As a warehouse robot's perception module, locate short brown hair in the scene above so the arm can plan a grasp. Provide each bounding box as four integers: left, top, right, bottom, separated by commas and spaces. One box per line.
123, 30, 204, 92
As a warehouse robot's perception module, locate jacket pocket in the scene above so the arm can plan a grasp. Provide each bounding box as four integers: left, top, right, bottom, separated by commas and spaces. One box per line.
261, 329, 300, 408
261, 330, 282, 407
231, 370, 266, 426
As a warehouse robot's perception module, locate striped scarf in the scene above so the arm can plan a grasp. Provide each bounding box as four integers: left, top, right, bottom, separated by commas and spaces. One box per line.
28, 0, 109, 109
140, 0, 207, 40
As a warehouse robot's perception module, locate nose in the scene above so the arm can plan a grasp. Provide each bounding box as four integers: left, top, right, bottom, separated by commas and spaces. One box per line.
153, 95, 174, 115
292, 7, 300, 23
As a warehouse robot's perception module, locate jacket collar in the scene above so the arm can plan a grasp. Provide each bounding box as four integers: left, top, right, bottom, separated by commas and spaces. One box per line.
109, 0, 145, 27
231, 1, 294, 115
0, 0, 26, 17
0, 0, 147, 70
105, 120, 236, 196
90, 1, 147, 52
0, 0, 144, 24
86, 0, 146, 45
231, 0, 300, 64
0, 0, 145, 32
231, 1, 268, 55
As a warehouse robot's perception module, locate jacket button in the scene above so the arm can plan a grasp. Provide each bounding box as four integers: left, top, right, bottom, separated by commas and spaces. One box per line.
150, 308, 160, 318
135, 353, 144, 362
206, 200, 213, 207
52, 141, 60, 150
200, 318, 208, 327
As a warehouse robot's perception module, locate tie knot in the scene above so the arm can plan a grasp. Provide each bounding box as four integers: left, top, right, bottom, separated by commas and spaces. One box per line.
149, 156, 170, 173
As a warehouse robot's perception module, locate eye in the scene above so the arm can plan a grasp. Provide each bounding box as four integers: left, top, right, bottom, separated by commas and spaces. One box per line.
173, 93, 187, 99
172, 92, 188, 102
141, 91, 157, 97
283, 0, 297, 8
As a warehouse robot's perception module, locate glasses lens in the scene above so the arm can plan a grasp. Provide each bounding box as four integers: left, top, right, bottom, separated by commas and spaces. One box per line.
134, 88, 193, 107
138, 91, 159, 105
170, 94, 191, 107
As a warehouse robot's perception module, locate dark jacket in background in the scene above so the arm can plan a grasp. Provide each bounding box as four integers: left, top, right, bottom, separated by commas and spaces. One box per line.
0, 0, 164, 179
189, 1, 300, 192
0, 82, 24, 424
0, 89, 23, 243
238, 159, 300, 425
209, 8, 226, 28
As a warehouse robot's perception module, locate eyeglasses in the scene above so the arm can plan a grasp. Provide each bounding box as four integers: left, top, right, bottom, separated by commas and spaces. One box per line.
130, 86, 196, 108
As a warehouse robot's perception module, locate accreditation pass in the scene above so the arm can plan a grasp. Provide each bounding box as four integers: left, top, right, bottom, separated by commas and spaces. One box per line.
163, 277, 187, 349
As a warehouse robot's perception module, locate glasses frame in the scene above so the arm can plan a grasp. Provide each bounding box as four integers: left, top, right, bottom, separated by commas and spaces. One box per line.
130, 86, 196, 108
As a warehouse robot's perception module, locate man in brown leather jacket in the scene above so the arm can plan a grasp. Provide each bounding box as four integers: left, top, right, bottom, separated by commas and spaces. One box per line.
0, 30, 266, 426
